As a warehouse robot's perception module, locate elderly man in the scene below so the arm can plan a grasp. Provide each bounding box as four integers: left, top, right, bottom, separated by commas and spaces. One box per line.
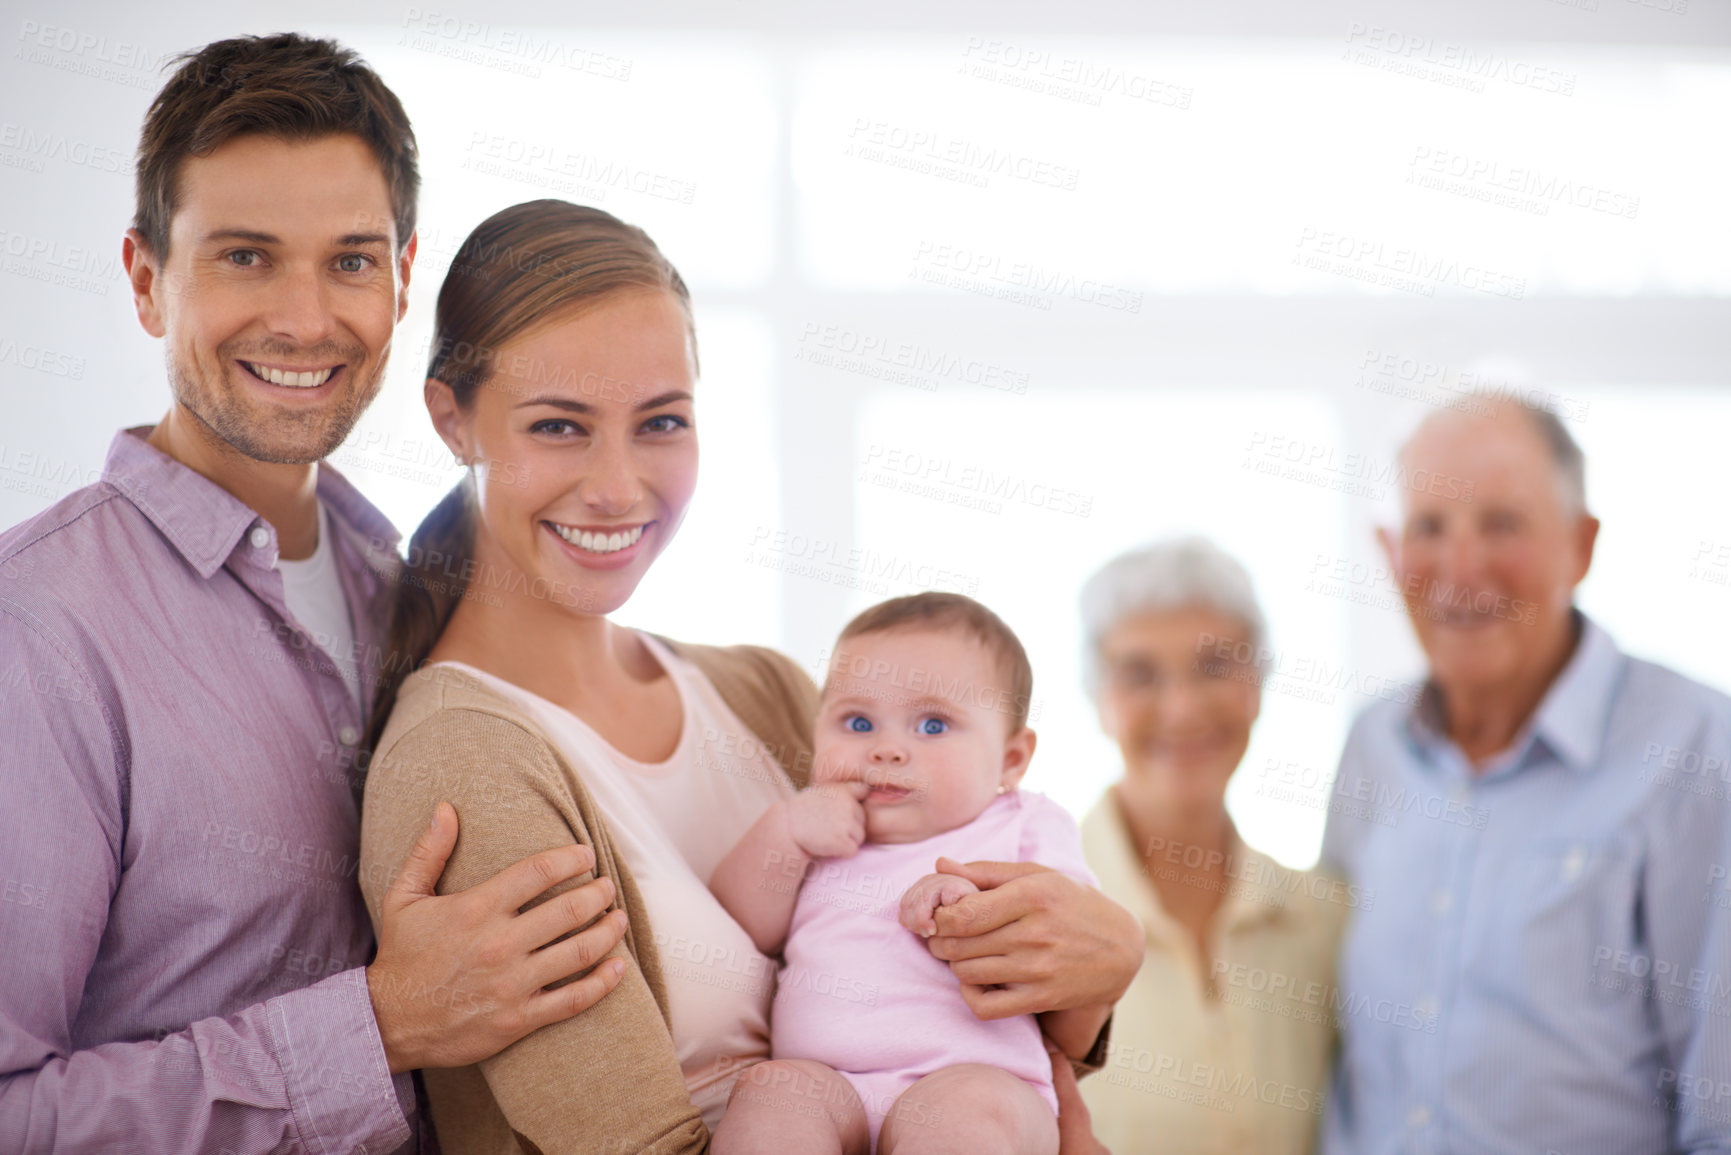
1320, 401, 1731, 1154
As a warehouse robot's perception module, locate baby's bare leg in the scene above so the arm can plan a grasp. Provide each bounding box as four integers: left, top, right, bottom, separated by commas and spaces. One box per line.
878, 1064, 1058, 1155
712, 1059, 871, 1155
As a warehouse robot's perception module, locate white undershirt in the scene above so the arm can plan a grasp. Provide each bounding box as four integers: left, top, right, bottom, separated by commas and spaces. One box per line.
278, 501, 361, 708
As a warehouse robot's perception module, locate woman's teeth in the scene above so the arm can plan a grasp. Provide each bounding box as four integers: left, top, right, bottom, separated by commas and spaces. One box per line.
552, 524, 644, 553
246, 362, 335, 388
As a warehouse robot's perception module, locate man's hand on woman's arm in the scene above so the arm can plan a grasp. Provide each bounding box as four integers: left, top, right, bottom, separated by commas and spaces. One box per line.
367, 800, 629, 1073
923, 857, 1142, 1043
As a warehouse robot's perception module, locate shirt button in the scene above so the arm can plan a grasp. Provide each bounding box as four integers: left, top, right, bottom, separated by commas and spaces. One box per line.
1430, 889, 1453, 915
249, 527, 271, 549
337, 726, 360, 747
1408, 1105, 1431, 1128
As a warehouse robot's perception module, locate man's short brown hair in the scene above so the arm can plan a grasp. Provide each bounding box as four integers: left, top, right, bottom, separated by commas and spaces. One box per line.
133, 33, 418, 257
832, 592, 1035, 732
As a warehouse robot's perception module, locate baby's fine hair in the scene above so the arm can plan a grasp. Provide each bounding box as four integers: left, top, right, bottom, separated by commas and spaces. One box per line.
830, 592, 1034, 732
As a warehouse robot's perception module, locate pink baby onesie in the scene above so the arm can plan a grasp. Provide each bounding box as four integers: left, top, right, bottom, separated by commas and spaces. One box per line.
769, 790, 1098, 1145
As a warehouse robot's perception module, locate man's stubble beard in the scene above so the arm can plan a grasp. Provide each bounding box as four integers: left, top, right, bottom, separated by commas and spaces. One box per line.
166, 341, 388, 466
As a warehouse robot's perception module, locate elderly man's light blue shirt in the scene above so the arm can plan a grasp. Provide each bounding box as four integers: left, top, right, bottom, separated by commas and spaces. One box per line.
1320, 614, 1731, 1155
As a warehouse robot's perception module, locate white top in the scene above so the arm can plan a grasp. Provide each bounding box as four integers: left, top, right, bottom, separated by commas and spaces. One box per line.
431, 634, 794, 1129
277, 501, 361, 708
1078, 792, 1348, 1155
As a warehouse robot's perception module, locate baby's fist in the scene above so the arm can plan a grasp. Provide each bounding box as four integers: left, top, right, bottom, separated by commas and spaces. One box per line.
786, 781, 869, 861
899, 871, 981, 938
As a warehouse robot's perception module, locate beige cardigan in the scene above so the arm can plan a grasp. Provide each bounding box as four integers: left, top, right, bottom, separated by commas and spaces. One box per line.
358, 640, 1105, 1155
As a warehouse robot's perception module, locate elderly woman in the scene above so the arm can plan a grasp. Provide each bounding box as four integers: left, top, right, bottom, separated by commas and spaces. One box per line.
1076, 538, 1347, 1155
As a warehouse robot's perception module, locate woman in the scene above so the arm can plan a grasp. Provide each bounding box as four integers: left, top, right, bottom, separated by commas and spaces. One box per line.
356, 200, 1140, 1154
1075, 538, 1347, 1155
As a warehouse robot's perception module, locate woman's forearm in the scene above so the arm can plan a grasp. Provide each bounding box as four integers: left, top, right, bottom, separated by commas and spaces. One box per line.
1039, 1003, 1113, 1061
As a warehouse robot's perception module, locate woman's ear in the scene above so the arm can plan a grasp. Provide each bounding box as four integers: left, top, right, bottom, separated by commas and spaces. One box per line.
425, 378, 472, 464
1000, 726, 1038, 791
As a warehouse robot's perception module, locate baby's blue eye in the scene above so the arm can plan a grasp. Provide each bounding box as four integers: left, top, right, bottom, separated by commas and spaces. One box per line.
919, 717, 948, 736
846, 715, 873, 733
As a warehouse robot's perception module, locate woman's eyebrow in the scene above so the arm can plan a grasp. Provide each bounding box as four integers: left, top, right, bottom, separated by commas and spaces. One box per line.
513, 396, 593, 412
635, 390, 693, 411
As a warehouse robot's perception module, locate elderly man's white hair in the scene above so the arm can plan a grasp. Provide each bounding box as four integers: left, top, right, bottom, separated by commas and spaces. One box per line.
1401, 393, 1588, 517
1078, 536, 1266, 702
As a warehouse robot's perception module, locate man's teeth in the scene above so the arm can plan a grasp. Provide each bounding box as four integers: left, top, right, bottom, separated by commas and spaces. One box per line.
246, 362, 335, 388
552, 524, 644, 553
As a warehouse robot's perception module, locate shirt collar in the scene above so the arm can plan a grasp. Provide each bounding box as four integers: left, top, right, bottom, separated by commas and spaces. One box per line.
1527, 613, 1624, 772
1085, 791, 1287, 945
100, 426, 400, 580
1405, 610, 1625, 775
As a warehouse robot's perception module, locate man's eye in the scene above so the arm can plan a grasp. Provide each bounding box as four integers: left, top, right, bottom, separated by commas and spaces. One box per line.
1486, 512, 1522, 533
846, 716, 873, 733
337, 253, 371, 273
227, 250, 259, 267
919, 717, 948, 736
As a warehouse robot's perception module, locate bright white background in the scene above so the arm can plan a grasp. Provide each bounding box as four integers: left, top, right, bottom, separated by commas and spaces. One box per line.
3, 0, 1727, 867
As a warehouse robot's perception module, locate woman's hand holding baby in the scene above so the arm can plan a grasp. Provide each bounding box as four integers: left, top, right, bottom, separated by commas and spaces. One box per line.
784, 780, 871, 860
899, 871, 982, 937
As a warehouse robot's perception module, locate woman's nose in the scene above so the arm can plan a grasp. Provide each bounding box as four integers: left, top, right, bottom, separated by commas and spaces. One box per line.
578, 439, 642, 516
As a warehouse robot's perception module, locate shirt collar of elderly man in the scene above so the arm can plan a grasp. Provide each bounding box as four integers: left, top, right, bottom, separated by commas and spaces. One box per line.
1378, 401, 1602, 770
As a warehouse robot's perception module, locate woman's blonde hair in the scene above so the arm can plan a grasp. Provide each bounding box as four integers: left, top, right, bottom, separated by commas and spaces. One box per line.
365, 200, 694, 756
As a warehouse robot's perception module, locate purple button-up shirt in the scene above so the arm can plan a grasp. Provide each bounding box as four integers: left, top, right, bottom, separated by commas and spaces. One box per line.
0, 428, 415, 1153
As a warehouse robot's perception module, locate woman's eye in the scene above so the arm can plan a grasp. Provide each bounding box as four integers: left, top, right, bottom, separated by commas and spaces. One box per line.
642, 414, 689, 435
846, 715, 873, 733
336, 253, 370, 273
530, 419, 584, 436
919, 717, 948, 736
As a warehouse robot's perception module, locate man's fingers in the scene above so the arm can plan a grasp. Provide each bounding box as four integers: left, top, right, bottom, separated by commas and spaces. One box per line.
481, 842, 597, 913
386, 801, 459, 906
527, 910, 630, 990
513, 873, 617, 950
526, 953, 629, 1033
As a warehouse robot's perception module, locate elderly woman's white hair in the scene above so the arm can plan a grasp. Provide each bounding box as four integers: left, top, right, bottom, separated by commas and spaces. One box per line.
1079, 536, 1267, 702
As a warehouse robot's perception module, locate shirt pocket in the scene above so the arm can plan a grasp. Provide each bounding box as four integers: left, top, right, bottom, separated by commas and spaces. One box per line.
1484, 832, 1646, 1025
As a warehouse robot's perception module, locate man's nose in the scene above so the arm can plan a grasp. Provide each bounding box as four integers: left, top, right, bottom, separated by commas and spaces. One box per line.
1437, 522, 1490, 584
263, 266, 336, 347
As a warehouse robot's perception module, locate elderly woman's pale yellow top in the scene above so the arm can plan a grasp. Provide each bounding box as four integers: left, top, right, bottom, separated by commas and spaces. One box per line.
1079, 793, 1349, 1155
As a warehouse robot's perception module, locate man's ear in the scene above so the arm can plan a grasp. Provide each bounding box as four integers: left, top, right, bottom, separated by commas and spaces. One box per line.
1374, 523, 1399, 580
396, 230, 418, 321
1572, 513, 1600, 586
123, 229, 165, 338
425, 378, 472, 463
1000, 726, 1037, 791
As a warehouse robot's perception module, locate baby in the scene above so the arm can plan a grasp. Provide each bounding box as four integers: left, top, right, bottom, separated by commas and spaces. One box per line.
709, 592, 1098, 1154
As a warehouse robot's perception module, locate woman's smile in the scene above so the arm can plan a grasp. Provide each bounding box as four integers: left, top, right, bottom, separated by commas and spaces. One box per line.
542, 519, 653, 570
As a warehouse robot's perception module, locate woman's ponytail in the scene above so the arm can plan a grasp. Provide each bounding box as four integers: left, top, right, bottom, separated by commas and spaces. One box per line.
365, 473, 476, 757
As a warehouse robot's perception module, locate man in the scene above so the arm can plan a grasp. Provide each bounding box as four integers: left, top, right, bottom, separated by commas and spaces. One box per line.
0, 35, 627, 1152
1321, 400, 1731, 1153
